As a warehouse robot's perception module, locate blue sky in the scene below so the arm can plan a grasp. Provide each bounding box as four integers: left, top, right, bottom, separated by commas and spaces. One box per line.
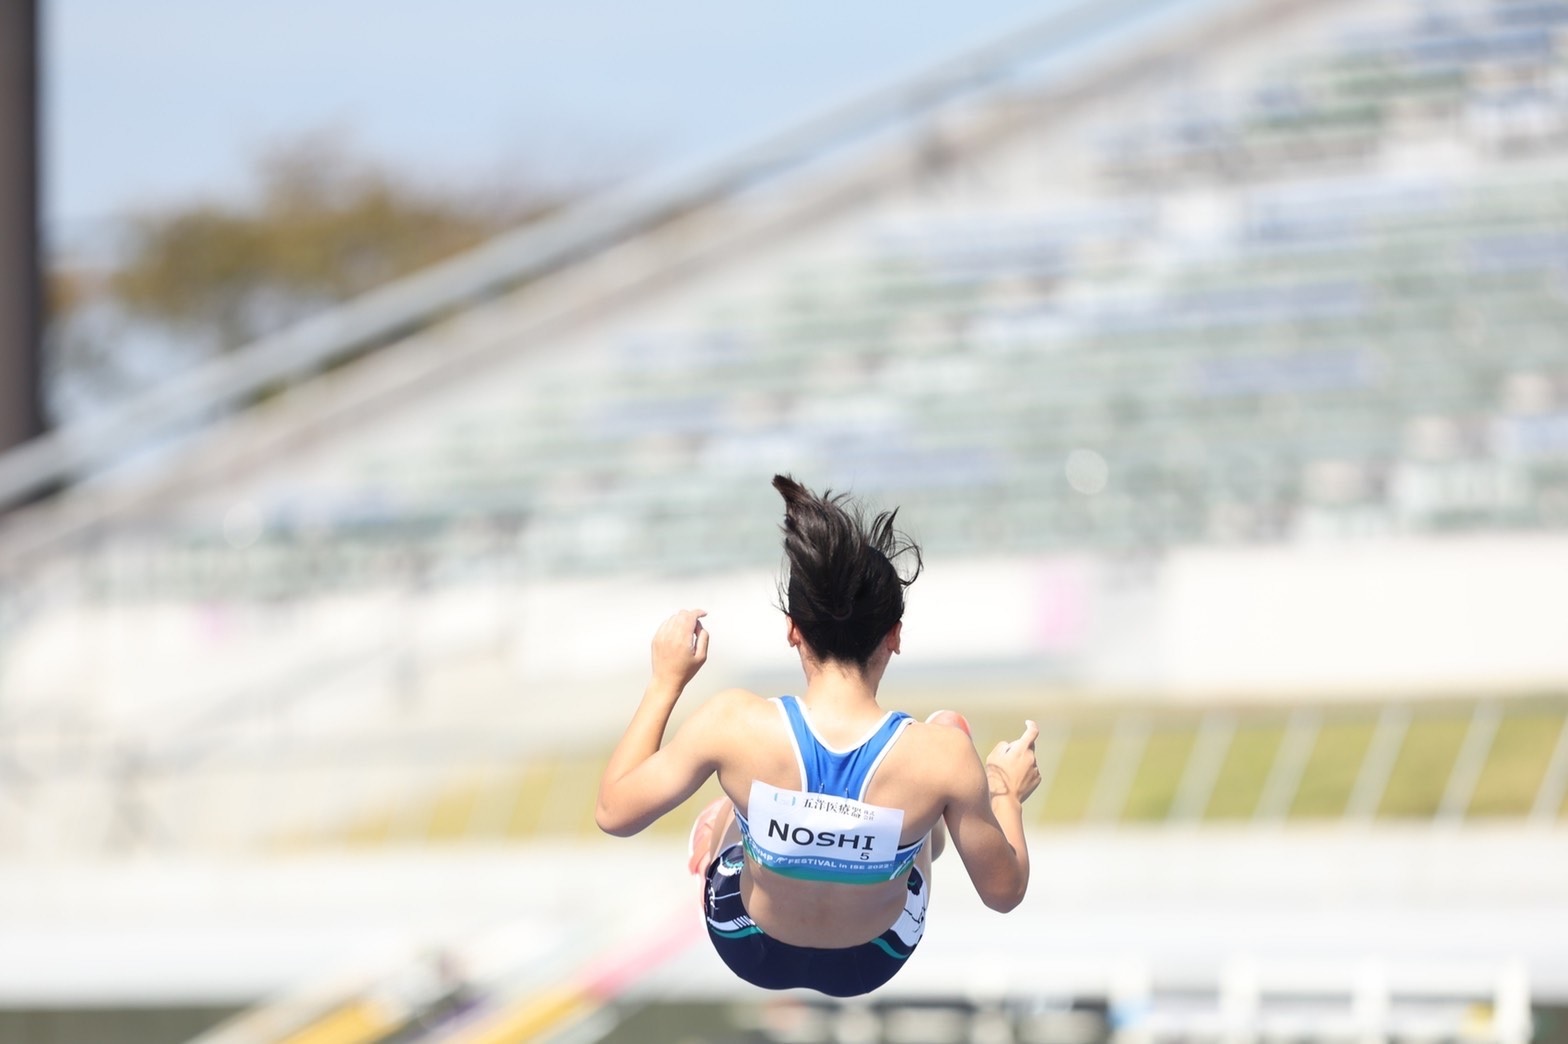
46, 0, 1095, 237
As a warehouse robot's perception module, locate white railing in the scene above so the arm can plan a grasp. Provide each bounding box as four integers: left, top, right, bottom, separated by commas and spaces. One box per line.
0, 0, 1206, 516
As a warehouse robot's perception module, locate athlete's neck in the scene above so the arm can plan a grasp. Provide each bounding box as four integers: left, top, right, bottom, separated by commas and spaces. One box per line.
798, 658, 886, 717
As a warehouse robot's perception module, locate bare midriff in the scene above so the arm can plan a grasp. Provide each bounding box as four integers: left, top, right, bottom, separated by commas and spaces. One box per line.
737, 844, 932, 948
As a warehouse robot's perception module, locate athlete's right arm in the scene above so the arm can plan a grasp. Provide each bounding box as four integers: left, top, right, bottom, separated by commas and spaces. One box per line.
942, 720, 1041, 913
595, 610, 739, 837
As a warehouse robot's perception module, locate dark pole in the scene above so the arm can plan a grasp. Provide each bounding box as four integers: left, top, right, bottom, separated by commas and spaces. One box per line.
0, 0, 45, 456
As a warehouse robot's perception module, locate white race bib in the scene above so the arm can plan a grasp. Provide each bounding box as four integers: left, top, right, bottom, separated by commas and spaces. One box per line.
745, 779, 908, 881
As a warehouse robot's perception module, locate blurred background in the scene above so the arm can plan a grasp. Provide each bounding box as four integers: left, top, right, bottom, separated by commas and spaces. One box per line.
2, 0, 1567, 1040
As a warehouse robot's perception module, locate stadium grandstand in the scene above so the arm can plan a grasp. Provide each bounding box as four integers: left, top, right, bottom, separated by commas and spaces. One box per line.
2, 0, 1568, 1040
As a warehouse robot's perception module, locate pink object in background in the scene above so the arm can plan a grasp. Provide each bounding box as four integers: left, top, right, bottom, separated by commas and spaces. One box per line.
1034, 559, 1090, 653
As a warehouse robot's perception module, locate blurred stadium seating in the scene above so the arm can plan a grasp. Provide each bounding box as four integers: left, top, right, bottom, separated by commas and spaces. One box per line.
4, 0, 1568, 1040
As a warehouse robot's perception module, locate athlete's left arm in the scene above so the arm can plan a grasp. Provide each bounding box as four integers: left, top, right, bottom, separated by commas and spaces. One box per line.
595, 610, 732, 836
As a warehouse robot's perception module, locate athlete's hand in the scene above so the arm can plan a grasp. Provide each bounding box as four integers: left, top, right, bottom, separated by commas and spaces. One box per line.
650, 609, 709, 691
985, 720, 1041, 804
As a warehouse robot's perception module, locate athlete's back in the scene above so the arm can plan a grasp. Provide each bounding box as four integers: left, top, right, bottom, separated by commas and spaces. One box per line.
707, 688, 999, 948
595, 475, 1040, 996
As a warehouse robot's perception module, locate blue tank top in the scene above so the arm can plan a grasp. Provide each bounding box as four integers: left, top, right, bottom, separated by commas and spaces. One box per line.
736, 696, 926, 884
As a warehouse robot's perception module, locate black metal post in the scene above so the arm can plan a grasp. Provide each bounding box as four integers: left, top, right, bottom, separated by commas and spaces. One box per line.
0, 0, 44, 455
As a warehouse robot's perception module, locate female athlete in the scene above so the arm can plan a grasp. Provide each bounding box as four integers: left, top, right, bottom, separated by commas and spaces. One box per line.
595, 474, 1040, 997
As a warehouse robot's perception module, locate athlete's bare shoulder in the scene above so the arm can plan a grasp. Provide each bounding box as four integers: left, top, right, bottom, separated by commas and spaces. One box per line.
705, 686, 771, 715
900, 718, 986, 790
686, 687, 774, 738
906, 717, 980, 754
695, 688, 795, 794
871, 711, 978, 783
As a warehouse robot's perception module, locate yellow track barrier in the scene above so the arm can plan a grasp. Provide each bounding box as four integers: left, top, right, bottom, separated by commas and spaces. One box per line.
276, 999, 403, 1044
444, 986, 592, 1044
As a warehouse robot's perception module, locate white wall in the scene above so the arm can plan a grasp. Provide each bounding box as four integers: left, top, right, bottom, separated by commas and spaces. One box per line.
1156, 535, 1568, 698
10, 534, 1565, 747
508, 534, 1568, 699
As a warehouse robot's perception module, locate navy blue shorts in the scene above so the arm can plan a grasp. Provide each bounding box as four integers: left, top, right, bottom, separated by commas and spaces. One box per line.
702, 844, 928, 997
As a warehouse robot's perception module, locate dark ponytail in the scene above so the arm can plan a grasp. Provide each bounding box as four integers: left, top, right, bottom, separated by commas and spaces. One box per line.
773, 474, 922, 667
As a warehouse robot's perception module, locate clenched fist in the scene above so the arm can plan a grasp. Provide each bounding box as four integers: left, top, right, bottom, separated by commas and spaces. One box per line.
985, 719, 1041, 803
650, 609, 709, 691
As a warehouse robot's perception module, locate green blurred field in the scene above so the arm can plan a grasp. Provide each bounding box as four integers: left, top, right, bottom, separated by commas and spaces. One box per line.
308, 694, 1568, 848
